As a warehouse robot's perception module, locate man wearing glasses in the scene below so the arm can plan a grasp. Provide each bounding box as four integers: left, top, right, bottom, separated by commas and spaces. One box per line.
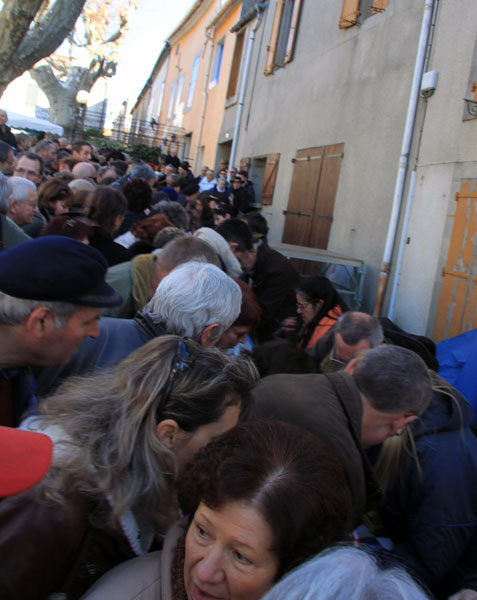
5, 177, 38, 229
13, 152, 47, 238
313, 312, 384, 373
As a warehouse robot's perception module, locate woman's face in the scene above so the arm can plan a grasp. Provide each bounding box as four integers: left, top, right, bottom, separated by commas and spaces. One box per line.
296, 292, 321, 325
184, 501, 279, 600
53, 199, 69, 216
174, 403, 240, 472
217, 325, 250, 350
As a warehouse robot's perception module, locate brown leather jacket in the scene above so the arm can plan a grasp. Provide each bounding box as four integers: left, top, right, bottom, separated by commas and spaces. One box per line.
0, 486, 136, 599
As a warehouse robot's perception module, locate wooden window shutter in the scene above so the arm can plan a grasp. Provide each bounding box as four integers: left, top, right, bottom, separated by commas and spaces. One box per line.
284, 0, 303, 64
240, 156, 251, 171
265, 0, 285, 75
261, 154, 280, 205
339, 0, 360, 29
371, 0, 389, 14
227, 31, 245, 99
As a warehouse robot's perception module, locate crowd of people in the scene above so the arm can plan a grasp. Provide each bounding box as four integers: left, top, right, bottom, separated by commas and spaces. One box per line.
0, 108, 476, 600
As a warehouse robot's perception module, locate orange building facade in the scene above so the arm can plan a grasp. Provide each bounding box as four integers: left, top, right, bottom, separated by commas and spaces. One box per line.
142, 0, 243, 173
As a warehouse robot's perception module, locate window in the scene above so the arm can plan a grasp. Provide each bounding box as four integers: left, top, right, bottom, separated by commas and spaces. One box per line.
210, 37, 225, 87
339, 0, 389, 29
166, 81, 176, 120
265, 0, 302, 76
174, 75, 184, 118
186, 55, 201, 110
227, 31, 245, 99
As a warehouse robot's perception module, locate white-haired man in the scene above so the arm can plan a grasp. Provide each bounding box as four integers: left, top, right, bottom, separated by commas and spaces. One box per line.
0, 174, 30, 249
37, 261, 242, 395
6, 176, 38, 228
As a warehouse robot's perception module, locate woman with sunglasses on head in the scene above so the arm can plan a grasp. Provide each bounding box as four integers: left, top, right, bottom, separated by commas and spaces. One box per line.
280, 275, 349, 350
83, 421, 350, 600
0, 336, 257, 600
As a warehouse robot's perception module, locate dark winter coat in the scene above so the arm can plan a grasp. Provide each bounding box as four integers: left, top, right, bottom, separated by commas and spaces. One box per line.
0, 487, 137, 600
249, 243, 300, 343
378, 379, 477, 597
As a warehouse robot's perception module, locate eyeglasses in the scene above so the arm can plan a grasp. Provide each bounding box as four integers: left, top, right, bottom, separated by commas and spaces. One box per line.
329, 345, 345, 366
156, 338, 199, 419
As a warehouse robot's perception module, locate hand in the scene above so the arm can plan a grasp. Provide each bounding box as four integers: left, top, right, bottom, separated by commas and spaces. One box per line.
449, 589, 477, 600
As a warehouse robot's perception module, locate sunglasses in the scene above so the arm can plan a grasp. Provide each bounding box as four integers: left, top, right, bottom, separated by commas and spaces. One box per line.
156, 338, 199, 419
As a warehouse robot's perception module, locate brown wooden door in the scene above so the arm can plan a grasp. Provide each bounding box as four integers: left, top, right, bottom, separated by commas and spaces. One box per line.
282, 143, 344, 250
433, 181, 477, 341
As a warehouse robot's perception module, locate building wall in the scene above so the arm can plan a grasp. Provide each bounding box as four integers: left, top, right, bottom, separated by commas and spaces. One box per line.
391, 0, 477, 336
233, 0, 424, 315
200, 3, 242, 169
147, 1, 242, 171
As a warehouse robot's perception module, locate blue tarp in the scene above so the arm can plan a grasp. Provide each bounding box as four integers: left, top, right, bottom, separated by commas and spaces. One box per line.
437, 329, 477, 424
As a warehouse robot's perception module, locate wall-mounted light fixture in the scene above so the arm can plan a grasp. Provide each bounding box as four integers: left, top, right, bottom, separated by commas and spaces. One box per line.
464, 83, 477, 117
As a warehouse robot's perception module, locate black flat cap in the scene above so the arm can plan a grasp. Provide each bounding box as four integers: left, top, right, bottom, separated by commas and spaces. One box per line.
0, 236, 122, 308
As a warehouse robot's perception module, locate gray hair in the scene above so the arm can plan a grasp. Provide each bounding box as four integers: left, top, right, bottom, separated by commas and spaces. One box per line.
34, 139, 56, 153
0, 292, 77, 328
8, 176, 37, 203
97, 165, 117, 179
144, 261, 241, 342
0, 172, 12, 214
262, 546, 430, 600
129, 163, 156, 182
336, 311, 384, 347
352, 345, 432, 415
153, 199, 189, 230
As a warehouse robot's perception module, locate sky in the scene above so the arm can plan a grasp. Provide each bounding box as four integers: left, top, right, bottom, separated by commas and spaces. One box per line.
106, 0, 196, 120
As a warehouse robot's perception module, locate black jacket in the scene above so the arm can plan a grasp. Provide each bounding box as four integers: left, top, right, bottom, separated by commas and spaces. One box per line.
88, 227, 132, 267
249, 243, 300, 343
0, 125, 17, 148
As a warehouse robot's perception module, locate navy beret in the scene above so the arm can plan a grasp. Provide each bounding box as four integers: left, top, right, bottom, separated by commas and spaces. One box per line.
0, 236, 122, 308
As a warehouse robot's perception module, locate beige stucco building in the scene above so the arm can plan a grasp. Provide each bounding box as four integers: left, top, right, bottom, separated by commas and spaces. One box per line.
131, 0, 477, 339
225, 0, 477, 339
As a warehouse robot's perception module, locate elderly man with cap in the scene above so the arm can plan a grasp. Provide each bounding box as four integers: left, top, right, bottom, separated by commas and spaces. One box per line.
0, 236, 121, 426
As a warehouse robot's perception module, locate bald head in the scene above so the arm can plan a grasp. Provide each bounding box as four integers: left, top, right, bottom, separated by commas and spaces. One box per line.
151, 235, 221, 293
72, 162, 96, 183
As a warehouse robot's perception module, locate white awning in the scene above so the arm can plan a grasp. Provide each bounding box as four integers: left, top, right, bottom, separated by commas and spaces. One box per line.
7, 111, 64, 135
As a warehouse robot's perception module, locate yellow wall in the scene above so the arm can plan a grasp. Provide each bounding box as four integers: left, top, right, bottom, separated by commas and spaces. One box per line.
200, 3, 241, 170
155, 1, 241, 174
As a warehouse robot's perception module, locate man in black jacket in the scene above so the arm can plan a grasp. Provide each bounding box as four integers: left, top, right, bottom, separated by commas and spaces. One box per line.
217, 218, 300, 343
0, 110, 17, 149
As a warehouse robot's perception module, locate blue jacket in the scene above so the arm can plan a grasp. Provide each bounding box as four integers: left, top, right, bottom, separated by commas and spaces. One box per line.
379, 378, 477, 597
36, 312, 166, 396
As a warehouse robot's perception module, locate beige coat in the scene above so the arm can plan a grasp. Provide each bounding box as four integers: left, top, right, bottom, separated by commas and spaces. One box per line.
82, 519, 187, 600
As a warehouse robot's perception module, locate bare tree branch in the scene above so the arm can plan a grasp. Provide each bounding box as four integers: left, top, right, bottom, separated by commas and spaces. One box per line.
0, 0, 87, 97
28, 0, 136, 134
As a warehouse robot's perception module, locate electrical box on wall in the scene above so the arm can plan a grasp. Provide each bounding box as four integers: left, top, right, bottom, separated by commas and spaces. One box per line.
421, 70, 439, 96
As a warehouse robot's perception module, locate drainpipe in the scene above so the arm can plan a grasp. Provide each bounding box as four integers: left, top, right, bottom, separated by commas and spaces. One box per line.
373, 0, 434, 316
193, 30, 215, 170
228, 4, 264, 177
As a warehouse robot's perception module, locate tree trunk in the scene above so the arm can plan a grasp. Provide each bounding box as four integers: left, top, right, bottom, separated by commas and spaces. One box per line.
0, 0, 86, 98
